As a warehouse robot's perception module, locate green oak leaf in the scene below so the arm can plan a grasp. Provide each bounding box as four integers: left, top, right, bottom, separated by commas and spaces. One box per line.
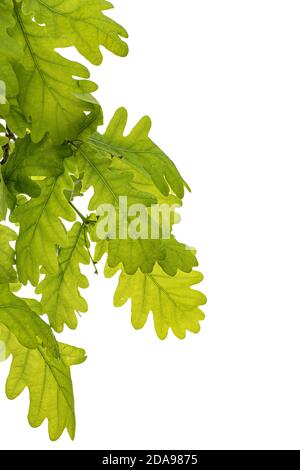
36, 222, 90, 332
13, 167, 76, 286
110, 155, 183, 222
0, 1, 28, 135
94, 235, 199, 277
89, 157, 197, 276
90, 225, 167, 275
0, 0, 206, 442
74, 143, 167, 274
75, 143, 157, 210
0, 284, 59, 357
106, 265, 207, 340
106, 238, 165, 275
11, 2, 99, 143
21, 0, 129, 65
3, 134, 71, 198
158, 237, 198, 276
91, 235, 166, 276
86, 108, 189, 198
21, 296, 43, 314
77, 95, 103, 139
0, 224, 17, 283
0, 325, 86, 441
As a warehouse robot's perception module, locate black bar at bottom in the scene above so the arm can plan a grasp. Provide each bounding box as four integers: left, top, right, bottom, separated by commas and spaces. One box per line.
0, 449, 289, 462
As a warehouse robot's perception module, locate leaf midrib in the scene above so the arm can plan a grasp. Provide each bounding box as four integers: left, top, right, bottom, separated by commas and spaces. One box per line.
35, 0, 119, 32
146, 273, 189, 316
37, 345, 74, 414
13, 1, 75, 131
52, 224, 84, 326
79, 146, 119, 205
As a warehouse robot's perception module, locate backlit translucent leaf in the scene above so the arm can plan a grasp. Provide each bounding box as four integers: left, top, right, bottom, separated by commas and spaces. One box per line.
11, 2, 99, 143
0, 324, 86, 441
21, 0, 129, 65
0, 1, 28, 135
158, 237, 198, 276
89, 157, 197, 276
14, 167, 76, 285
0, 284, 58, 356
107, 239, 165, 275
86, 108, 189, 198
107, 158, 198, 273
92, 235, 166, 276
0, 0, 206, 443
36, 222, 90, 332
106, 265, 207, 340
3, 134, 71, 198
94, 234, 199, 277
75, 143, 157, 210
74, 142, 167, 274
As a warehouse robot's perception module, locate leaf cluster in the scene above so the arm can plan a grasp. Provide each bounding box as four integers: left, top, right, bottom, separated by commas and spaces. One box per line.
0, 0, 206, 440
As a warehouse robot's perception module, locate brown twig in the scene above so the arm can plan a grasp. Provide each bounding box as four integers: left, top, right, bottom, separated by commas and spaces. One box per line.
1, 125, 16, 165
6, 125, 16, 141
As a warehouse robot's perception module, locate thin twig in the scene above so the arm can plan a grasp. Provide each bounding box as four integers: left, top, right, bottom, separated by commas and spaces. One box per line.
69, 200, 87, 223
69, 200, 99, 274
6, 125, 16, 141
1, 124, 16, 165
83, 226, 98, 275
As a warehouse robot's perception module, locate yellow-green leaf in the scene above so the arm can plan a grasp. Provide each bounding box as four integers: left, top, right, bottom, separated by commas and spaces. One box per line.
21, 0, 129, 65
0, 324, 86, 441
14, 168, 76, 285
36, 222, 90, 332
86, 108, 189, 198
11, 2, 98, 143
0, 284, 59, 357
107, 265, 207, 340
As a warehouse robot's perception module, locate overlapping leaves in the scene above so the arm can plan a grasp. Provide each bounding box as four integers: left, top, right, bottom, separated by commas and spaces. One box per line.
0, 217, 86, 440
0, 325, 86, 440
21, 0, 129, 65
1, 0, 128, 142
0, 0, 206, 442
12, 2, 99, 143
14, 168, 76, 285
86, 108, 188, 198
76, 121, 196, 275
36, 222, 90, 332
106, 264, 206, 340
3, 134, 69, 198
74, 141, 167, 274
0, 284, 59, 356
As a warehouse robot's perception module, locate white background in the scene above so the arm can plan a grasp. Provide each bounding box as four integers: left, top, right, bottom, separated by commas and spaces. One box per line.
1, 0, 300, 450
